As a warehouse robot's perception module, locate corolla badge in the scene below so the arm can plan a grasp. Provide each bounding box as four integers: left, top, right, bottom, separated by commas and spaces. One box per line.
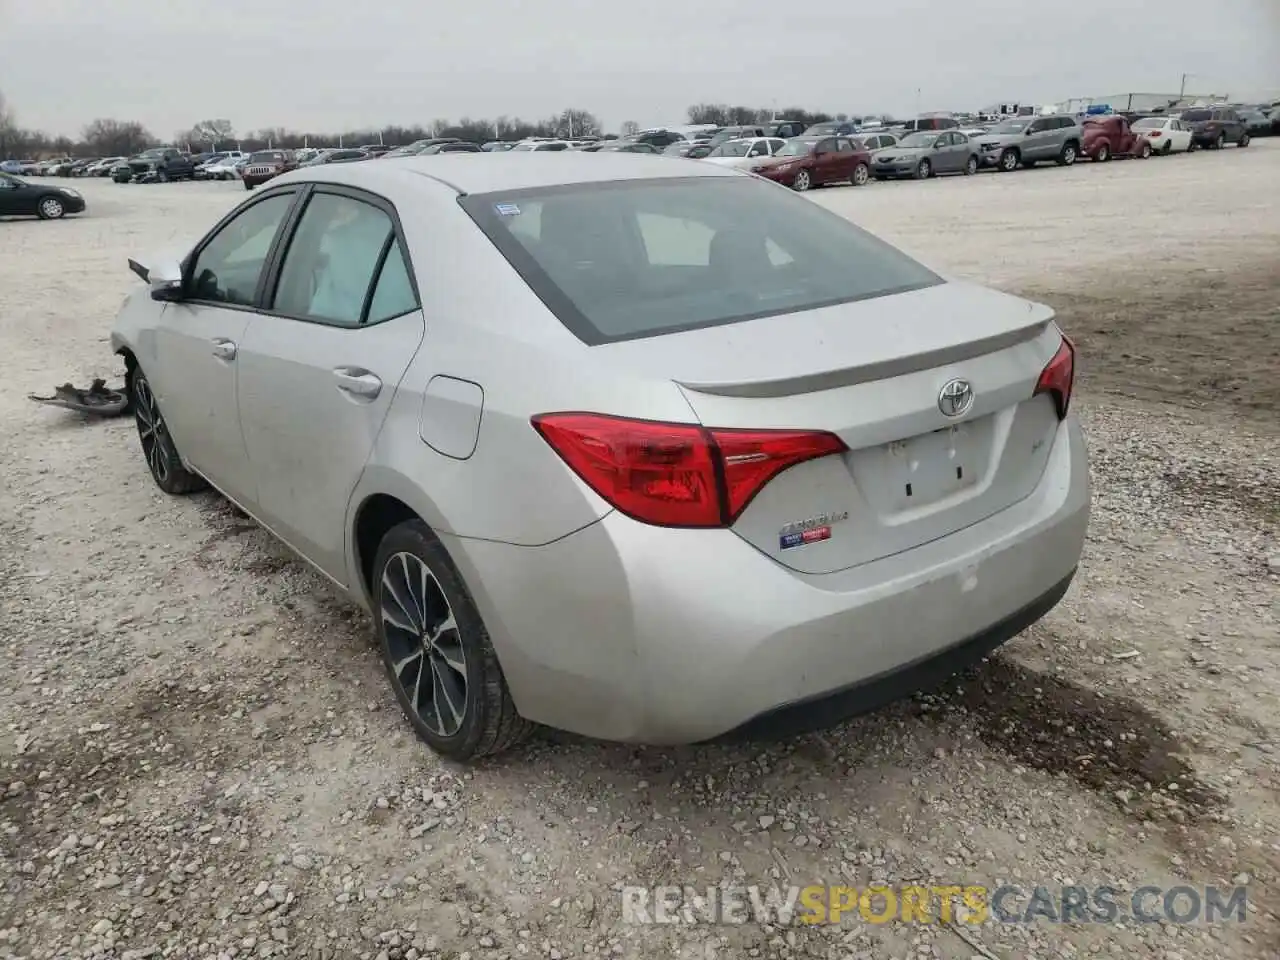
938, 378, 975, 418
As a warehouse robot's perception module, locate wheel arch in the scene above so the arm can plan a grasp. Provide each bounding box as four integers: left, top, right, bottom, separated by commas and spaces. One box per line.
347, 468, 453, 608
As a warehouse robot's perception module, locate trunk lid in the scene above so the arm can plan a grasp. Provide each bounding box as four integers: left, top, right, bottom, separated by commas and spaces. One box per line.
596, 281, 1066, 574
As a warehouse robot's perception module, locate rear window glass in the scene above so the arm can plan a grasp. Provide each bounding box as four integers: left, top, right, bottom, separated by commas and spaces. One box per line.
1181, 110, 1210, 121
460, 177, 941, 345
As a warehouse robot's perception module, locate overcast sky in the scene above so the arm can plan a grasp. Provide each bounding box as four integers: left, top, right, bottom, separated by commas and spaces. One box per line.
2, 0, 1278, 137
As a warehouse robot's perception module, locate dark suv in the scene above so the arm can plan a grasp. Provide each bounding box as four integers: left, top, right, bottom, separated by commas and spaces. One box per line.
1179, 107, 1250, 149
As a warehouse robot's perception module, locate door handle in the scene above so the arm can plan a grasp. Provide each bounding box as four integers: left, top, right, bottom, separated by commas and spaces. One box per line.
333, 367, 382, 399
211, 338, 237, 361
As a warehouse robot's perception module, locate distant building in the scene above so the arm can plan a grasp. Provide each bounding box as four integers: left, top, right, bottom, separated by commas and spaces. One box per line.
1056, 92, 1229, 115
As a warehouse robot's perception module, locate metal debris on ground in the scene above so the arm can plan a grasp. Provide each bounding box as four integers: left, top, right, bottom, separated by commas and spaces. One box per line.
28, 378, 130, 417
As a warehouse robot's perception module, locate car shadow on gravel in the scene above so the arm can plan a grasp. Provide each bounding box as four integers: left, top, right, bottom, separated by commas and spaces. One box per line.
910, 654, 1224, 821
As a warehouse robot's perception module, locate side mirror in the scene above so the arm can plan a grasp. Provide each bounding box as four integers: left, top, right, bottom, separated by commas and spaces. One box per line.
145, 260, 185, 301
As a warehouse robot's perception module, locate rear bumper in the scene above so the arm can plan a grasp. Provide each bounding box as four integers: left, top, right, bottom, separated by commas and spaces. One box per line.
444, 417, 1090, 744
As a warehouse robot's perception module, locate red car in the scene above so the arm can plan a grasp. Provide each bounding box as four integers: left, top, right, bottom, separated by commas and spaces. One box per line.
242, 149, 298, 190
1081, 116, 1153, 162
750, 136, 872, 191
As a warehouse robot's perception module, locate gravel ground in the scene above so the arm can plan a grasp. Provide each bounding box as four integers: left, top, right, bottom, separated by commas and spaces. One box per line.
1, 144, 1277, 960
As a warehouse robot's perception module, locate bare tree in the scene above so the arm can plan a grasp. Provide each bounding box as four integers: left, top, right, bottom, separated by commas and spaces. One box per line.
548, 108, 601, 139
81, 119, 153, 157
181, 118, 235, 149
0, 90, 19, 158
619, 120, 640, 138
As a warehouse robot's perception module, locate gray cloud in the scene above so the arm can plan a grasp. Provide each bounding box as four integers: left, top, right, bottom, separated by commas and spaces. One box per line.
2, 0, 1277, 137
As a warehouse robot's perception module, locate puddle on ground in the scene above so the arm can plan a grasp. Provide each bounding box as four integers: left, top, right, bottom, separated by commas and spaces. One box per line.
914, 654, 1224, 821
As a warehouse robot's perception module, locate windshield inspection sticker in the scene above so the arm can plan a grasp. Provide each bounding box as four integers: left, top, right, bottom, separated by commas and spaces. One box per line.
494, 202, 521, 217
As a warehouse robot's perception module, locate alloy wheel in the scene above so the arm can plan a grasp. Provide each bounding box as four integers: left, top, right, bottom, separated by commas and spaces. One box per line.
793, 170, 811, 191
133, 375, 170, 485
1000, 151, 1018, 172
1062, 145, 1076, 165
852, 163, 868, 186
380, 552, 468, 738
38, 198, 64, 219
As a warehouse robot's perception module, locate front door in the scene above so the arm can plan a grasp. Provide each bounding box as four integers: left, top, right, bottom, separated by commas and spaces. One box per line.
149, 189, 299, 506
235, 187, 425, 583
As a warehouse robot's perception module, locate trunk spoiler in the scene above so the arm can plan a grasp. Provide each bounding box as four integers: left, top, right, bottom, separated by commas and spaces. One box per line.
676, 322, 1048, 399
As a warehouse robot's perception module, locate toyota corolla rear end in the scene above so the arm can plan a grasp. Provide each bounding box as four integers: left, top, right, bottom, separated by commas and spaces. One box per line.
448, 174, 1090, 744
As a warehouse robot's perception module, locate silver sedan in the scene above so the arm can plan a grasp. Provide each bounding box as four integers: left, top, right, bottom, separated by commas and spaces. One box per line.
111, 154, 1090, 760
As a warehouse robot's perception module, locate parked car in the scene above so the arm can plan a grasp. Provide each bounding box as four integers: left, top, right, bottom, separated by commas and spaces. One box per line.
0, 171, 85, 219
509, 140, 574, 152
1081, 116, 1152, 161
383, 139, 461, 159
482, 141, 516, 152
854, 132, 899, 151
111, 154, 1088, 761
803, 120, 861, 137
897, 116, 961, 133
661, 141, 705, 158
585, 142, 660, 154
1179, 107, 1249, 149
0, 160, 23, 175
242, 150, 298, 189
302, 148, 371, 166
751, 136, 872, 190
705, 125, 769, 149
872, 130, 981, 180
194, 152, 243, 178
419, 142, 482, 155
124, 147, 198, 183
197, 152, 247, 180
84, 157, 126, 177
1130, 117, 1193, 154
976, 115, 1083, 171
1237, 109, 1272, 136
701, 137, 786, 169
762, 120, 808, 138
66, 158, 102, 177
629, 129, 687, 149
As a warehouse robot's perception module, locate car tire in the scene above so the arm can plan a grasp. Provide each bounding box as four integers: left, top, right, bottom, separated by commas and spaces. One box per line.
1239, 133, 1250, 148
1095, 144, 1111, 162
1139, 141, 1152, 159
1057, 143, 1077, 166
243, 180, 254, 190
998, 149, 1019, 172
851, 163, 869, 186
1161, 140, 1172, 155
128, 367, 207, 496
36, 196, 65, 220
914, 158, 931, 179
157, 169, 169, 183
372, 519, 533, 761
792, 169, 812, 191
1215, 132, 1225, 150
964, 155, 978, 175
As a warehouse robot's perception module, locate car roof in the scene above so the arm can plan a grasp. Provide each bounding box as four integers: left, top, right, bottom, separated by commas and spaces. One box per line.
270, 152, 738, 196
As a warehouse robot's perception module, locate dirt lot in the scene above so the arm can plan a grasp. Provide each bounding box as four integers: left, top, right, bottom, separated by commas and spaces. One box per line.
1, 145, 1277, 960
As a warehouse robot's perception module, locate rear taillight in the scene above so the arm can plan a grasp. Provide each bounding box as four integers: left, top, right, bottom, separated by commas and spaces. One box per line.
1034, 336, 1076, 420
1148, 130, 1162, 137
531, 413, 846, 528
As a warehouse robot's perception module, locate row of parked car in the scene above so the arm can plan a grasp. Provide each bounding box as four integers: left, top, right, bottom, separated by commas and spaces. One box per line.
4, 104, 1264, 201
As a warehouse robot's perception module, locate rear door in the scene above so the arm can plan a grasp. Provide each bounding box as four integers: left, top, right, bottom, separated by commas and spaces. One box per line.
234, 186, 425, 583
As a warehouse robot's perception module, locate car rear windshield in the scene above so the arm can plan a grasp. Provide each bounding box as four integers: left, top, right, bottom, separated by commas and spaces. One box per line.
460, 177, 942, 345
1181, 110, 1211, 121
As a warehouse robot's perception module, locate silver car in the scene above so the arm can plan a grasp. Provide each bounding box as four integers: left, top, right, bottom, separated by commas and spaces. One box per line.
111, 155, 1090, 760
871, 131, 981, 180
976, 115, 1083, 171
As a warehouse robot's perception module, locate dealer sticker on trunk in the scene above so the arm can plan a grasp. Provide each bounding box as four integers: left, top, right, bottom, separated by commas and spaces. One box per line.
780, 526, 833, 550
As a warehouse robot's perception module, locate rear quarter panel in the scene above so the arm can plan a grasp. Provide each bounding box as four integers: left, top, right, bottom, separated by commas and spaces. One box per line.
346, 180, 700, 557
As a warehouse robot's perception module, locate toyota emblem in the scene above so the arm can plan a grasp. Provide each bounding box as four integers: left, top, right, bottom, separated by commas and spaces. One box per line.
938, 378, 974, 418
